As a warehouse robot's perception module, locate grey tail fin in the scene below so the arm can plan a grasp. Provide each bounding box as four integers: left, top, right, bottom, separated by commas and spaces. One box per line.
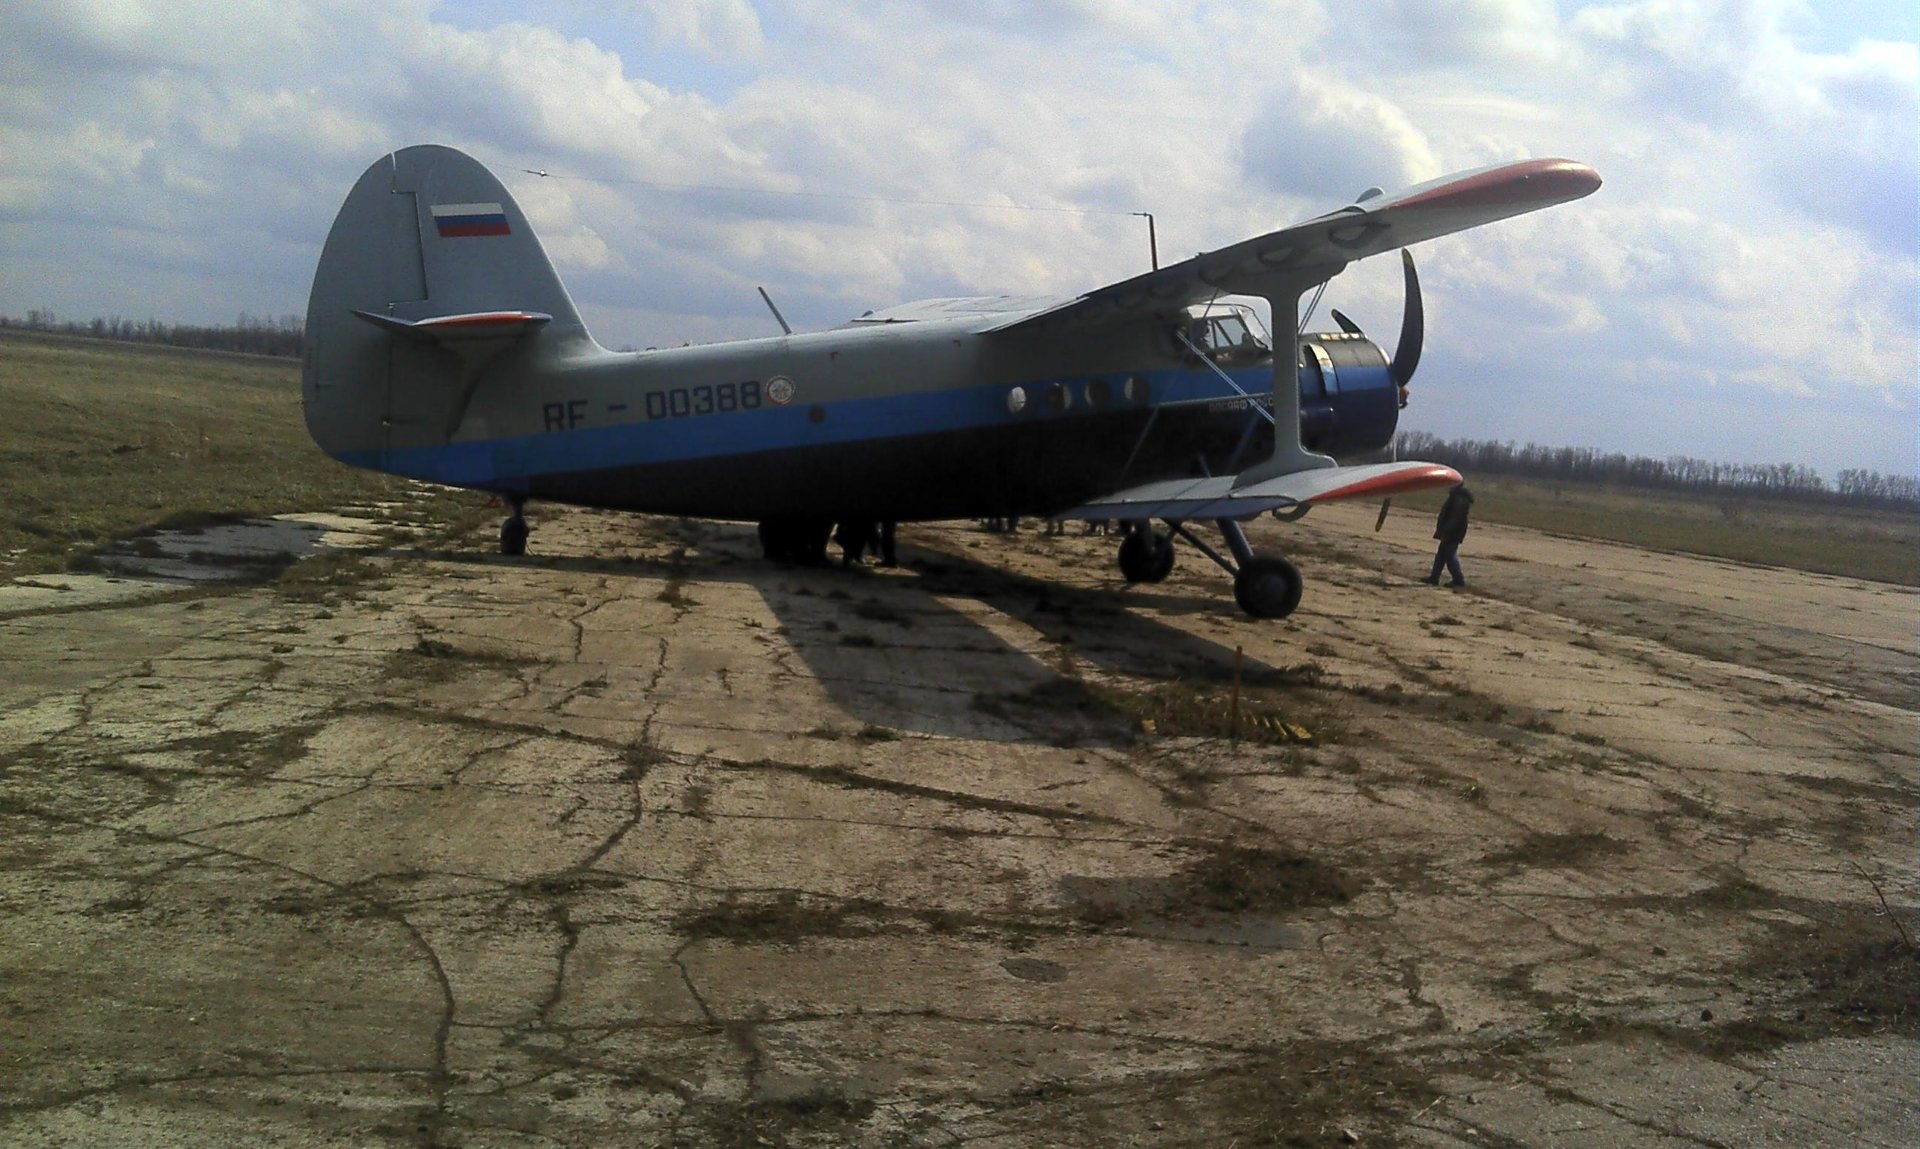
302, 144, 596, 470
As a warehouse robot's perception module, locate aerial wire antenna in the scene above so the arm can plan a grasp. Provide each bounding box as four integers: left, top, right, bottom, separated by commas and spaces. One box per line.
516, 166, 1147, 220
513, 160, 1173, 340
512, 164, 1161, 272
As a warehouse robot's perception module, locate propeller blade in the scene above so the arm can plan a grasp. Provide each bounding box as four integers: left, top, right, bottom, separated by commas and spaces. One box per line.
1390, 248, 1424, 388
1329, 308, 1364, 336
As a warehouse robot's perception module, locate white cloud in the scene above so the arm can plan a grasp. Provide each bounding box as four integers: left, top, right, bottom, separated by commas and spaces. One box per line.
1242, 75, 1442, 201
641, 0, 766, 57
1570, 0, 1917, 252
0, 0, 1912, 476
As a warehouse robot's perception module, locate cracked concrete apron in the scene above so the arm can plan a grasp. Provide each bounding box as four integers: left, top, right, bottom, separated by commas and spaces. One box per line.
2, 504, 1914, 1147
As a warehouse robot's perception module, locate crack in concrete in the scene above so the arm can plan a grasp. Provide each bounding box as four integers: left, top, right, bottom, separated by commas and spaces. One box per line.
0, 798, 461, 1144
7, 504, 1911, 1147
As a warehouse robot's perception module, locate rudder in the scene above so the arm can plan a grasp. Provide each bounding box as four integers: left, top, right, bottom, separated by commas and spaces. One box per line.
303, 145, 592, 472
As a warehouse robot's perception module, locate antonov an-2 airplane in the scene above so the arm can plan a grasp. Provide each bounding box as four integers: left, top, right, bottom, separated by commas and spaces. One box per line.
304, 145, 1599, 618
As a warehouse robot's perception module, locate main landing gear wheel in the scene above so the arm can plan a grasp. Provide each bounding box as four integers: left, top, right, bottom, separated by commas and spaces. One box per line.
1233, 555, 1303, 619
1118, 528, 1176, 583
500, 504, 529, 556
756, 518, 832, 565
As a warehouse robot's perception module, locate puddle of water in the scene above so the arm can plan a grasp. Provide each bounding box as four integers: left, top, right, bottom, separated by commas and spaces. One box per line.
1, 514, 388, 613
97, 518, 329, 582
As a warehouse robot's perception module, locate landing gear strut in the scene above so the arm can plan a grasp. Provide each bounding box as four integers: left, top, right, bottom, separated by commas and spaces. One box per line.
500, 499, 529, 556
1123, 516, 1307, 619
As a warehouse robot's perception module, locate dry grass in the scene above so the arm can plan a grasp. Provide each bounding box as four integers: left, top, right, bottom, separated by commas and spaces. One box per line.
0, 332, 466, 577
11, 330, 1910, 589
1394, 473, 1918, 585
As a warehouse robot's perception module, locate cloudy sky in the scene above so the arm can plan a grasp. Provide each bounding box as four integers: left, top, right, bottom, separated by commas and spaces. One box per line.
3, 0, 1915, 477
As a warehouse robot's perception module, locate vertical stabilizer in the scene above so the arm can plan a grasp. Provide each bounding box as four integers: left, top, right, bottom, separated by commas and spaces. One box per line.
303, 145, 592, 468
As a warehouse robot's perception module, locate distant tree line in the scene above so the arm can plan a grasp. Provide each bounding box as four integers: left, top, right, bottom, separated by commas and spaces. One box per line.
1396, 431, 1918, 510
2, 309, 304, 358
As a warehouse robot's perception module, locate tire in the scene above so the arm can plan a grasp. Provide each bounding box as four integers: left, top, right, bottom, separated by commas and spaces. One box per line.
1233, 555, 1303, 619
500, 515, 529, 557
1118, 529, 1175, 583
757, 520, 788, 562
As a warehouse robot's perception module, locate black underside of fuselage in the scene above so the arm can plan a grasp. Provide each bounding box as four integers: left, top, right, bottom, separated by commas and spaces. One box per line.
521, 402, 1271, 523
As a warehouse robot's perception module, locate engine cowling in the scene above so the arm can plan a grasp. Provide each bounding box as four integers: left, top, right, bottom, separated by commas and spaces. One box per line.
1297, 331, 1401, 457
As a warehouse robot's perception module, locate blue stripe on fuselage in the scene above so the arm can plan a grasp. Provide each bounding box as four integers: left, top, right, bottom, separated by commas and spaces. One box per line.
337, 367, 1300, 490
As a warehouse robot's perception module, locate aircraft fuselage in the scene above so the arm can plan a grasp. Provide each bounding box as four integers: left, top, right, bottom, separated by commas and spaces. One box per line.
341, 314, 1398, 522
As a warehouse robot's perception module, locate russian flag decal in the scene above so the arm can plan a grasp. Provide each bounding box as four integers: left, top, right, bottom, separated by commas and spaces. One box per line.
431, 202, 510, 238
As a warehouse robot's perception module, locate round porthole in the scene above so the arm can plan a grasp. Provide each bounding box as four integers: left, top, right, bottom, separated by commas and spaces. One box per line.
1005, 386, 1028, 414
1045, 382, 1072, 413
1123, 375, 1150, 405
1085, 378, 1112, 408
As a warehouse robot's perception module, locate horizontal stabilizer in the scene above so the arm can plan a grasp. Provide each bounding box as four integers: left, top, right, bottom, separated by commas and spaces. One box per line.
352, 309, 552, 343
1059, 461, 1460, 521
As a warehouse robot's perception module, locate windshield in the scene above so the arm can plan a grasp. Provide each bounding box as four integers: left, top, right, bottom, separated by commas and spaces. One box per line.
1182, 306, 1270, 364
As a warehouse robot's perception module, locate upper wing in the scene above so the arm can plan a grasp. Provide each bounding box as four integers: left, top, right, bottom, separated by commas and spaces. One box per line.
989, 157, 1600, 335
1057, 461, 1462, 522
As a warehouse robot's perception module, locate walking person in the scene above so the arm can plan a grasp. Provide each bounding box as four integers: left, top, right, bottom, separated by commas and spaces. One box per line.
1424, 484, 1474, 586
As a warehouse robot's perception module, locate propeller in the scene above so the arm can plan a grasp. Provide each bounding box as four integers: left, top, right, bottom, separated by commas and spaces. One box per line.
1325, 249, 1423, 397
1370, 251, 1424, 530
1388, 248, 1423, 391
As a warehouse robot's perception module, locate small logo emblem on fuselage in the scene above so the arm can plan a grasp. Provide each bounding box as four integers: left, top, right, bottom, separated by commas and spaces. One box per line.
766, 376, 796, 406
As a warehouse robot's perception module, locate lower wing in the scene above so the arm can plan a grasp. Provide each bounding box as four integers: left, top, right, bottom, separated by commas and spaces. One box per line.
1058, 461, 1460, 521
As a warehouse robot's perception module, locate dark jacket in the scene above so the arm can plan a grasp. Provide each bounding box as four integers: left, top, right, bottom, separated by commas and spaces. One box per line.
1434, 486, 1474, 546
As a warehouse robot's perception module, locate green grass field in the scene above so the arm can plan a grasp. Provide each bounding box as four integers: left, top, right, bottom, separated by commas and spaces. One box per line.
3, 331, 1915, 585
0, 331, 465, 578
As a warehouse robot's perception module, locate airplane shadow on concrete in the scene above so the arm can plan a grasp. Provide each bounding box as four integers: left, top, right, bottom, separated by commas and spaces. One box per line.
400, 518, 1305, 746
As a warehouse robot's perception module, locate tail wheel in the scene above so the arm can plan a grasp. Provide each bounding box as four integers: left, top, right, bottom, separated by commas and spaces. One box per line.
1233, 556, 1302, 619
500, 515, 529, 557
1118, 529, 1176, 583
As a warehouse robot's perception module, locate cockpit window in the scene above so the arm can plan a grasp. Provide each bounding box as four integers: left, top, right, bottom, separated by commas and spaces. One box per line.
1192, 315, 1250, 352
1181, 307, 1270, 366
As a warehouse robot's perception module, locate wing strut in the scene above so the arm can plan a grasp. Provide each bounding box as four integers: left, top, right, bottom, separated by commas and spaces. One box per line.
1233, 275, 1336, 485
1175, 328, 1274, 426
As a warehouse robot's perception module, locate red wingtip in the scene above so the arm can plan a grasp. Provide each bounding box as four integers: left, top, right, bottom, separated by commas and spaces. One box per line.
1396, 158, 1602, 212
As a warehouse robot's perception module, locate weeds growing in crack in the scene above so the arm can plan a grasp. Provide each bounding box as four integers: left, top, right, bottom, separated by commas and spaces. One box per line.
272, 552, 386, 604
851, 600, 911, 627
619, 736, 671, 780
675, 892, 892, 944
671, 1089, 876, 1148
1481, 830, 1626, 870
519, 872, 626, 897
1541, 1005, 1597, 1033
681, 776, 712, 820
735, 758, 1104, 823
657, 575, 694, 607
1064, 842, 1357, 928
161, 722, 324, 778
